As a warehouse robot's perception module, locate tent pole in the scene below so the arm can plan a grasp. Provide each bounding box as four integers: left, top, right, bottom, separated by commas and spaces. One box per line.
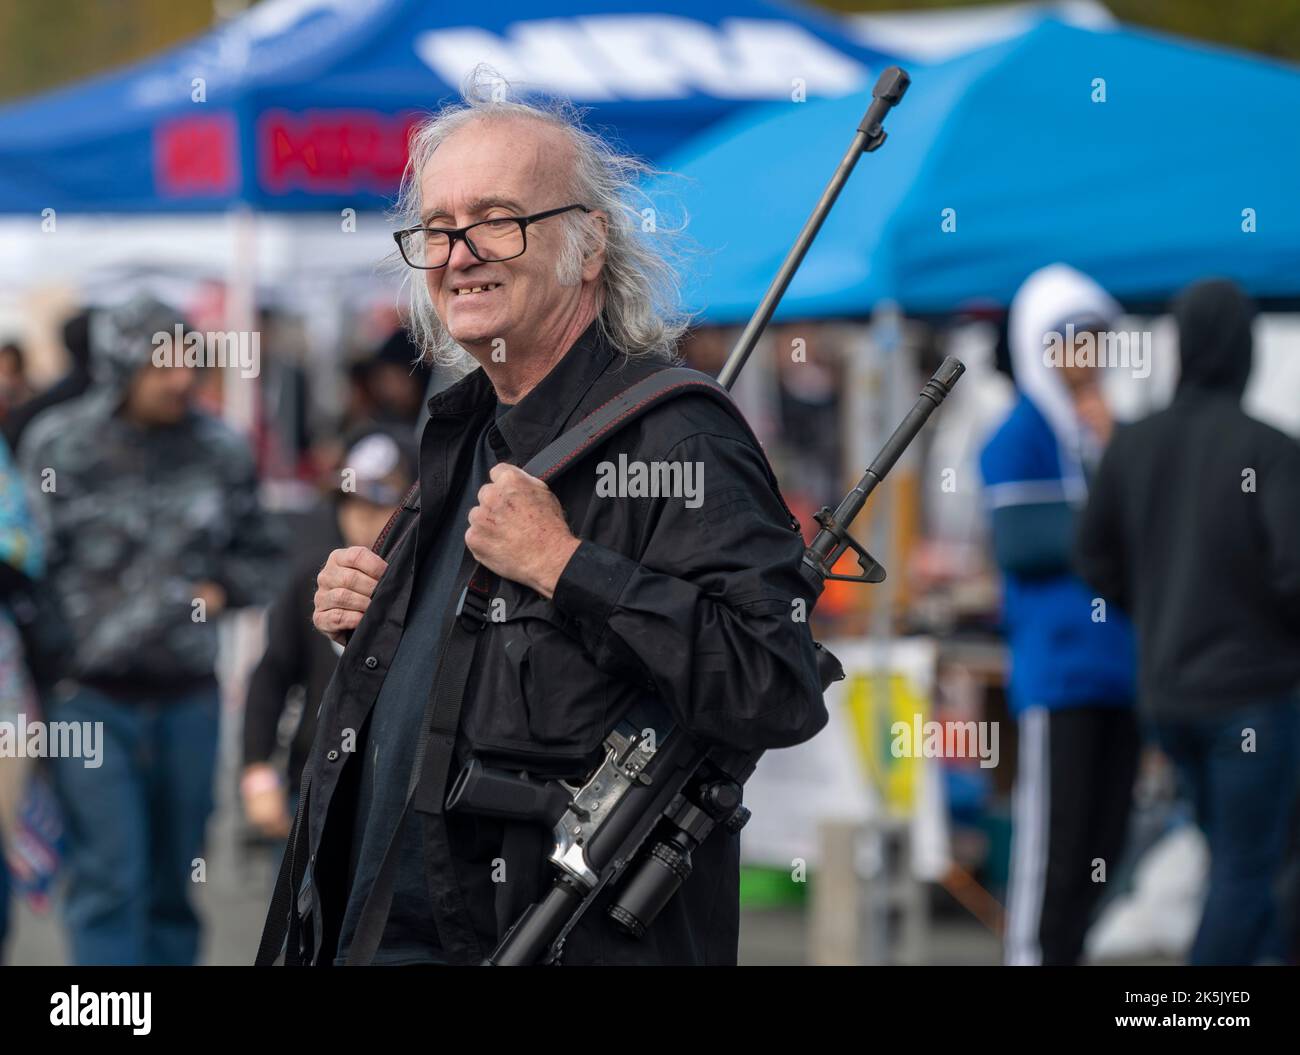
224, 203, 257, 437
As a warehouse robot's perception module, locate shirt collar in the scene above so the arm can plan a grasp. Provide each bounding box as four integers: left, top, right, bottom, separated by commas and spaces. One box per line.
425, 319, 615, 465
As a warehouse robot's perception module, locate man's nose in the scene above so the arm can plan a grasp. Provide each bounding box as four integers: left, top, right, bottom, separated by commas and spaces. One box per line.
447, 235, 480, 271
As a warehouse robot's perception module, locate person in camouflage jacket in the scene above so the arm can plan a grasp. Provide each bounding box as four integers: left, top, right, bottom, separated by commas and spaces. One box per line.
18, 294, 285, 965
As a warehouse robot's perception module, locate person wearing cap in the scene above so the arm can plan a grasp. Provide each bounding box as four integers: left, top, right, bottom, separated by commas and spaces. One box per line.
17, 294, 286, 966
241, 426, 417, 842
979, 264, 1139, 966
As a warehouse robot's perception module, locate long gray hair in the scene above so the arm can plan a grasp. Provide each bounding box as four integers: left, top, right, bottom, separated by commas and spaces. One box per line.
391, 71, 691, 366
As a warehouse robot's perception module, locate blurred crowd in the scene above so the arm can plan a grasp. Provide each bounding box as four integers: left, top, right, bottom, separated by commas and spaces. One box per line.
0, 294, 437, 963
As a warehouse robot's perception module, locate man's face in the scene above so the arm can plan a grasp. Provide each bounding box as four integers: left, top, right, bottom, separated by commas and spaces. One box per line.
1060, 329, 1103, 396
418, 118, 587, 353
126, 362, 198, 425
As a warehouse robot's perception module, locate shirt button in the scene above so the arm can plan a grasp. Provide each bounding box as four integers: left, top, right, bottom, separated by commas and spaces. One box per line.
364, 655, 378, 669
326, 750, 339, 762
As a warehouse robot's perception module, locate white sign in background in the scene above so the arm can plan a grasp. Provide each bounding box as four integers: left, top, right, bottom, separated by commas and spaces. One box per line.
740, 636, 951, 882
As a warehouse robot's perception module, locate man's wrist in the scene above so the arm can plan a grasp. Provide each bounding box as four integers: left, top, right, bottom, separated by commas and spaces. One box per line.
550, 538, 639, 640
534, 535, 582, 599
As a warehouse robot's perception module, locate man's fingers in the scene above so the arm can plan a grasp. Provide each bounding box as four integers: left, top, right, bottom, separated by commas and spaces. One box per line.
313, 606, 363, 635
312, 546, 386, 646
488, 462, 545, 487
316, 571, 377, 602
335, 564, 382, 598
317, 586, 373, 614
335, 545, 389, 580
319, 548, 386, 598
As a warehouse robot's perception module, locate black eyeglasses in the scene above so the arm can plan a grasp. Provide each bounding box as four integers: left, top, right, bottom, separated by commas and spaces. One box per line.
393, 204, 591, 270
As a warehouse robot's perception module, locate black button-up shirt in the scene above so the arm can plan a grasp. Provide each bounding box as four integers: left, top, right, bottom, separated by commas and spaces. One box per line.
298, 321, 827, 966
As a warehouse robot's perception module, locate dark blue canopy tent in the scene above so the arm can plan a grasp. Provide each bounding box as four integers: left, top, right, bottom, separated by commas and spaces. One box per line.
660, 17, 1300, 321
0, 0, 898, 214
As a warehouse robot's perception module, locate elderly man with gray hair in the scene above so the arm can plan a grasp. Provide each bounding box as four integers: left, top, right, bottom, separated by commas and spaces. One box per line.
262, 79, 828, 967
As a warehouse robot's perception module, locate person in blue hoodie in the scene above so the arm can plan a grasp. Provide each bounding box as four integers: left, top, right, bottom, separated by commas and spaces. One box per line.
980, 264, 1139, 966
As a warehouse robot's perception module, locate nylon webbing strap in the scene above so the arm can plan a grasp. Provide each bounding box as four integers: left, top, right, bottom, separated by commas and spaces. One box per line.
534, 369, 720, 478
522, 367, 796, 528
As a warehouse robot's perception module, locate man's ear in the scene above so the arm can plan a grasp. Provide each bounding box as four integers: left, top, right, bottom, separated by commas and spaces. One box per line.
580, 210, 609, 283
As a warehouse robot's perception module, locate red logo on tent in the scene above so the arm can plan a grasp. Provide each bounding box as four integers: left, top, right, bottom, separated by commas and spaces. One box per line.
259, 110, 420, 195
155, 115, 238, 197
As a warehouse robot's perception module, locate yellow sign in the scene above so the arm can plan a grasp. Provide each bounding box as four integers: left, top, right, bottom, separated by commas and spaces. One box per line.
844, 670, 928, 816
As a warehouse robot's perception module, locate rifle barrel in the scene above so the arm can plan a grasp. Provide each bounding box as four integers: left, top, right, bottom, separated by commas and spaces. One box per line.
716, 67, 910, 391
806, 356, 965, 574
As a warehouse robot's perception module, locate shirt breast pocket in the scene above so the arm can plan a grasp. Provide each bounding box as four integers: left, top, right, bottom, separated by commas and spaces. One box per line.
461, 593, 610, 774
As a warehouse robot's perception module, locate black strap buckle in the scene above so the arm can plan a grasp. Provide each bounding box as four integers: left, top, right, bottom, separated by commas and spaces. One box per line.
455, 580, 491, 631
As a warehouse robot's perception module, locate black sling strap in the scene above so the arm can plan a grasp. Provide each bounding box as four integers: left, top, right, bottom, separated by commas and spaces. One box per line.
257, 366, 794, 965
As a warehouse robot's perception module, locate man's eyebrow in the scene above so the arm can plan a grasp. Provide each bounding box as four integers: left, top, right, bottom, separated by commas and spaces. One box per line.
420, 197, 526, 226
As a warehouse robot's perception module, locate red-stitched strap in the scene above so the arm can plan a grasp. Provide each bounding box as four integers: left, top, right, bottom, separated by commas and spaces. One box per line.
370, 480, 420, 555
369, 365, 796, 557
522, 367, 796, 528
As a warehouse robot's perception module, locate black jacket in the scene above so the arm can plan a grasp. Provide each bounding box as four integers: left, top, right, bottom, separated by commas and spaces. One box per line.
243, 507, 343, 796
2, 366, 91, 452
293, 323, 827, 965
1076, 280, 1300, 717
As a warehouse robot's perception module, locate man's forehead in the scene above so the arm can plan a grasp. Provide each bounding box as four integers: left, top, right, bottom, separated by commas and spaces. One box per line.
418, 118, 570, 216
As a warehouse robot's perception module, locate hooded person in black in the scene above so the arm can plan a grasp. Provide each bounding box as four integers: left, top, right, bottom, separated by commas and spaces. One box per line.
1076, 278, 1300, 964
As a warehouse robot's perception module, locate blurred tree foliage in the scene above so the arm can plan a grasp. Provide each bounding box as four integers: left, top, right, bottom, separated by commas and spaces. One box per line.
820, 0, 1300, 63
0, 0, 218, 103
0, 0, 1297, 105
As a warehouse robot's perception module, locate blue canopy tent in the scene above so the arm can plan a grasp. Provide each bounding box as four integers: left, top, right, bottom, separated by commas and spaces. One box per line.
660, 17, 1300, 321
0, 0, 898, 214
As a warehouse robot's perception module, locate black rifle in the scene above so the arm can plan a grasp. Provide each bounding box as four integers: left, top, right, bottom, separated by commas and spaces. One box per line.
449, 66, 966, 965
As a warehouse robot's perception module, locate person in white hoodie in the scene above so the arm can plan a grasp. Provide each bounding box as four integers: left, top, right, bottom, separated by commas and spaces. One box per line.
979, 265, 1139, 965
